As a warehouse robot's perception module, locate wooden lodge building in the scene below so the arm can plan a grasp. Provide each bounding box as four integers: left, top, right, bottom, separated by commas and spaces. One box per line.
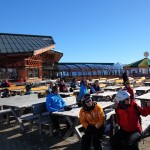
0, 33, 63, 82
0, 33, 124, 82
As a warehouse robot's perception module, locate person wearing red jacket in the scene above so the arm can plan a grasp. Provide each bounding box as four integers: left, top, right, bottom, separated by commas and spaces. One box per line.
110, 90, 150, 150
123, 80, 134, 100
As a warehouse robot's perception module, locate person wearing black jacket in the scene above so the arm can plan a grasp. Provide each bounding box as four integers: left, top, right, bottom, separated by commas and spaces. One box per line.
122, 70, 129, 86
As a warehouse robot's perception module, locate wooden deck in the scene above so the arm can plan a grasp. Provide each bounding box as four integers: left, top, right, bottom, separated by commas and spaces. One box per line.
0, 121, 149, 150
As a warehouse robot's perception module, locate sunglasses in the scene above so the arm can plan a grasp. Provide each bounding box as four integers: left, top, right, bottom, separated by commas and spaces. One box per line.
85, 98, 92, 103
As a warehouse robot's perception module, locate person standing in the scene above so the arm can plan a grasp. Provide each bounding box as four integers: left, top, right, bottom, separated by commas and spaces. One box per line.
110, 90, 150, 150
122, 70, 129, 86
79, 94, 105, 150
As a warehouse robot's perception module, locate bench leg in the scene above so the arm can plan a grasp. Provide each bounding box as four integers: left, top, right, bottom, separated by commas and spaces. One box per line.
48, 123, 53, 137
6, 114, 10, 124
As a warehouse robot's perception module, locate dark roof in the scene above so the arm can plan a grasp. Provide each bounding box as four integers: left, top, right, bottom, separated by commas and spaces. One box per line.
0, 33, 56, 54
58, 62, 114, 65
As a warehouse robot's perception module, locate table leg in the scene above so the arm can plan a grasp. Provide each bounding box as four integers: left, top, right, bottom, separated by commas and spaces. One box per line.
10, 107, 26, 131
63, 117, 79, 139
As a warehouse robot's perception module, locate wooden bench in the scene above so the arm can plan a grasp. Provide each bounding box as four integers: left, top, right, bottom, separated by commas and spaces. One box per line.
75, 108, 115, 141
0, 109, 11, 123
31, 102, 52, 136
0, 94, 38, 124
0, 109, 11, 115
21, 101, 52, 136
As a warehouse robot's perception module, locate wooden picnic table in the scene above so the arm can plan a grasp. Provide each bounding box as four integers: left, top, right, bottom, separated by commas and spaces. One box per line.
135, 92, 150, 107
10, 89, 24, 95
59, 92, 74, 98
91, 91, 117, 101
141, 115, 150, 131
15, 82, 26, 86
32, 86, 48, 91
134, 86, 150, 96
103, 81, 115, 86
0, 94, 45, 131
73, 89, 80, 93
104, 86, 121, 91
143, 82, 150, 86
8, 86, 25, 90
53, 101, 115, 139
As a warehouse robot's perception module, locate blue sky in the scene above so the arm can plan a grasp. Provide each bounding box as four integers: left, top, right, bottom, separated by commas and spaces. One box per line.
0, 0, 150, 64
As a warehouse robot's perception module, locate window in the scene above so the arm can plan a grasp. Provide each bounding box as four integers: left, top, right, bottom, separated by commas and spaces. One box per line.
0, 68, 6, 79
28, 68, 39, 78
7, 68, 17, 79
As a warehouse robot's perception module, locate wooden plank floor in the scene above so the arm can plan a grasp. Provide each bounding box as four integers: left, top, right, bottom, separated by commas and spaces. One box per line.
0, 120, 149, 150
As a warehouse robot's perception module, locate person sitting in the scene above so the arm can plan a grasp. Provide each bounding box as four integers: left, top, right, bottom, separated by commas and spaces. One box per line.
80, 77, 86, 87
18, 78, 24, 83
79, 94, 105, 150
46, 86, 67, 112
2, 79, 11, 87
48, 82, 54, 94
70, 78, 79, 92
90, 80, 104, 94
1, 89, 10, 98
24, 84, 34, 95
55, 78, 60, 86
46, 86, 71, 135
78, 80, 89, 106
123, 80, 134, 100
58, 79, 69, 92
110, 90, 150, 150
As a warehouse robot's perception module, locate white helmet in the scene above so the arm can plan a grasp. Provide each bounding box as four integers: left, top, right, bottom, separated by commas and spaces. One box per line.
115, 90, 130, 103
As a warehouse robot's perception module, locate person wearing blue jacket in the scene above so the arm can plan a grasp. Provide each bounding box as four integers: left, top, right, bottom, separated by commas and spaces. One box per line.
90, 80, 103, 94
78, 80, 89, 106
46, 86, 66, 132
46, 86, 66, 112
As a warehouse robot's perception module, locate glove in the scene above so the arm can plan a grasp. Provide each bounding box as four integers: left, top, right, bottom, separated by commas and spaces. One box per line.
86, 125, 97, 134
128, 132, 141, 146
64, 105, 72, 111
